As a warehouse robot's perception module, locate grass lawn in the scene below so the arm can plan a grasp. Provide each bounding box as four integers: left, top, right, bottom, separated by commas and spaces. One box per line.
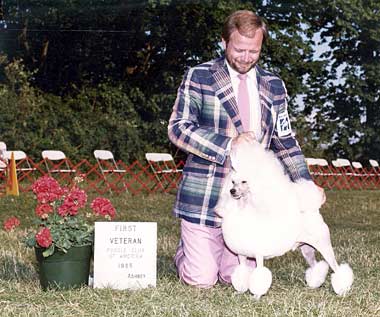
0, 190, 379, 316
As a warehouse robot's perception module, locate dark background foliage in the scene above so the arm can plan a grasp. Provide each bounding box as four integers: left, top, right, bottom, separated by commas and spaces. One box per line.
0, 0, 379, 163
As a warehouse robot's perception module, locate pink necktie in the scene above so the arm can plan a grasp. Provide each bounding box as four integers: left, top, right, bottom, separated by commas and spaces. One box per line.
237, 74, 250, 131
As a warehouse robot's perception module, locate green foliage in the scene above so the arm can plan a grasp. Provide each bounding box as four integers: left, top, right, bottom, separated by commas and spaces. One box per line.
23, 175, 117, 257
299, 0, 380, 161
0, 55, 171, 161
0, 0, 379, 162
24, 176, 93, 257
25, 211, 94, 257
65, 82, 174, 161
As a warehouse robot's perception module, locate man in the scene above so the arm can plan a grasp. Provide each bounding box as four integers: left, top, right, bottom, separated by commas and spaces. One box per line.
168, 10, 322, 288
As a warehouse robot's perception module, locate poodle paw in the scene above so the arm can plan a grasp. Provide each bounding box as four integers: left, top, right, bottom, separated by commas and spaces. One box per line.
231, 264, 253, 293
253, 294, 262, 300
305, 260, 329, 288
248, 267, 272, 299
331, 263, 354, 296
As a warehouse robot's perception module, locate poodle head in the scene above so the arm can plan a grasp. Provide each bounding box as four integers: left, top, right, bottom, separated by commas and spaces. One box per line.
215, 169, 252, 217
229, 170, 251, 200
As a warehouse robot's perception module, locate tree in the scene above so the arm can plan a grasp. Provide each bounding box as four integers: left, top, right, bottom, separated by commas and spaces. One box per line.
298, 0, 380, 162
1, 0, 378, 162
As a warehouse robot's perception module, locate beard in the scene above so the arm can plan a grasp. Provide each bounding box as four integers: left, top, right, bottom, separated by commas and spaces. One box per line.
226, 55, 257, 74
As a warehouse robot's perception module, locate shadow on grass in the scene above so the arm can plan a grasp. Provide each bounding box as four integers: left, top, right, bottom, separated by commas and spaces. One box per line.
157, 254, 177, 279
0, 254, 38, 281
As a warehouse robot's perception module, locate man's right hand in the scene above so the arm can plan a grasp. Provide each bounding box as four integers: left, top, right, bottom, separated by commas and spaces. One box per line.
231, 132, 256, 151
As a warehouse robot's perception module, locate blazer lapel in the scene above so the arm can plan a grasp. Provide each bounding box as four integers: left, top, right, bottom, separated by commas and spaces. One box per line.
210, 58, 244, 134
256, 66, 275, 148
209, 59, 276, 141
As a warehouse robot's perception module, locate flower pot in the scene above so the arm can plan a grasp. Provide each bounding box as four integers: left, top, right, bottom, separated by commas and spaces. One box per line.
35, 245, 92, 290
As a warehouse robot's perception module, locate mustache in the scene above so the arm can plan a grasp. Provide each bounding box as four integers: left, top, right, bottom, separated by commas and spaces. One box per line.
236, 60, 255, 65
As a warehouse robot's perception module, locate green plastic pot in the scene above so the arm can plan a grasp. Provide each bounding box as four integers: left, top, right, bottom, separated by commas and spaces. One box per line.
35, 245, 92, 291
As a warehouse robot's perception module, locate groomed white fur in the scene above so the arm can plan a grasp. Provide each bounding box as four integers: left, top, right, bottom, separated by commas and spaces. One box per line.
231, 263, 253, 293
305, 260, 329, 288
331, 264, 354, 296
248, 267, 272, 300
216, 139, 353, 298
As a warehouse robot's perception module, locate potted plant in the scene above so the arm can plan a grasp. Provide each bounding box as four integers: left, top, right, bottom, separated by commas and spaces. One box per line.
24, 175, 116, 290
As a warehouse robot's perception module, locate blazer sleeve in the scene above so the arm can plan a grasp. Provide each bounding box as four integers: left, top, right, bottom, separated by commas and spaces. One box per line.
269, 81, 312, 181
168, 67, 231, 165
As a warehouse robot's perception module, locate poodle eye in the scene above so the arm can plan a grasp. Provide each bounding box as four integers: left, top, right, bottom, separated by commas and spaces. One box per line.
242, 181, 247, 184
231, 180, 235, 185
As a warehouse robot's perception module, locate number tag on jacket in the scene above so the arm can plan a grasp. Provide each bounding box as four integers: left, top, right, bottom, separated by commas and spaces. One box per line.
277, 110, 291, 137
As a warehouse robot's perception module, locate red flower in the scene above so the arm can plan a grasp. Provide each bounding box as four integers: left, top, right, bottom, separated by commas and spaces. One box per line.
28, 176, 117, 254
91, 197, 116, 219
58, 202, 78, 217
35, 204, 53, 219
68, 188, 87, 208
3, 216, 20, 231
32, 176, 65, 204
57, 188, 87, 217
35, 227, 53, 248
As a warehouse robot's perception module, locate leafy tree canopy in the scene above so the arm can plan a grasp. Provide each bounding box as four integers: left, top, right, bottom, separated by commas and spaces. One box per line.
0, 0, 378, 163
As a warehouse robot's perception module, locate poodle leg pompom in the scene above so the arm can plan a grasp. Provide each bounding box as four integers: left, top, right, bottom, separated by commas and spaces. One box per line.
231, 264, 253, 293
248, 267, 272, 299
331, 263, 354, 296
305, 260, 329, 289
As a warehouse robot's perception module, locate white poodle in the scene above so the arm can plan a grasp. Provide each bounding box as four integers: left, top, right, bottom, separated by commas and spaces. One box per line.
216, 139, 353, 299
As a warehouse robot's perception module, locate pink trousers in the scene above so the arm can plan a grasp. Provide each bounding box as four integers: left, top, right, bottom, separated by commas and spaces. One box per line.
174, 219, 256, 288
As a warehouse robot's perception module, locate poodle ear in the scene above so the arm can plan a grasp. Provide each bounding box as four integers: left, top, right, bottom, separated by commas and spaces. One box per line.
294, 180, 324, 211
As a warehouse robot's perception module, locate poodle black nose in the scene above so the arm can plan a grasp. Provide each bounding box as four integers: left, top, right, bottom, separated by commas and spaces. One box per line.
230, 188, 236, 195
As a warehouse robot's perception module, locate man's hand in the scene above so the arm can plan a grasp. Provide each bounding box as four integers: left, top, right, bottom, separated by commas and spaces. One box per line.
231, 132, 256, 150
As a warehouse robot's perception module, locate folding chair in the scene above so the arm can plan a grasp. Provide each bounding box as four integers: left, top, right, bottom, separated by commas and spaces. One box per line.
3, 150, 37, 185
369, 159, 380, 188
315, 158, 331, 170
305, 157, 317, 166
307, 158, 335, 188
0, 141, 6, 156
332, 158, 355, 189
305, 157, 319, 182
94, 150, 126, 174
352, 161, 364, 175
4, 150, 36, 173
369, 159, 379, 172
305, 158, 319, 173
42, 150, 76, 174
0, 142, 6, 172
145, 153, 183, 189
0, 160, 6, 172
334, 158, 352, 170
93, 150, 128, 193
351, 161, 369, 189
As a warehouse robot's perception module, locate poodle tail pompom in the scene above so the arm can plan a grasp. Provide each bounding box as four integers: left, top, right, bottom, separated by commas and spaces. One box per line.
331, 263, 354, 296
305, 260, 329, 288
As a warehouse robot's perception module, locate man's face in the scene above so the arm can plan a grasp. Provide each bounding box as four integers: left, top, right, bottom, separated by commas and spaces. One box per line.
223, 29, 263, 74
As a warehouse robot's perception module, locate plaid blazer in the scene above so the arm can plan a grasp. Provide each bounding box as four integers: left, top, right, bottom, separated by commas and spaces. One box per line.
168, 57, 311, 227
